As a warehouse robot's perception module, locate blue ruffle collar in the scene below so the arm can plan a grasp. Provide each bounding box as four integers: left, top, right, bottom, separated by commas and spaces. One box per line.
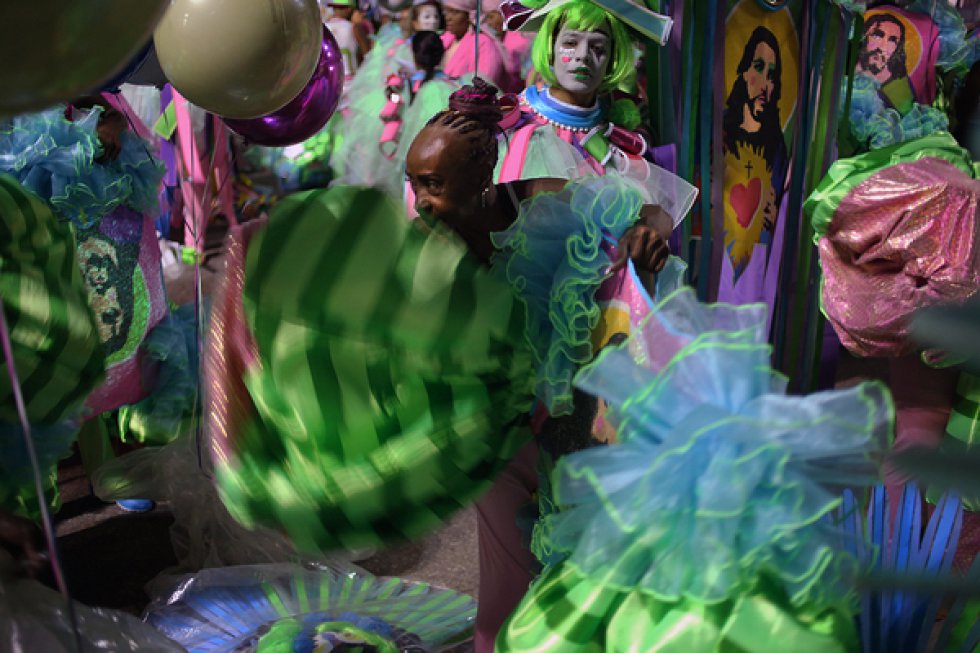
523, 85, 605, 132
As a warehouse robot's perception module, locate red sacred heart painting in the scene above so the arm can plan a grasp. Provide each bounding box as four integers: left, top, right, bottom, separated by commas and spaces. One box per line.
721, 0, 799, 282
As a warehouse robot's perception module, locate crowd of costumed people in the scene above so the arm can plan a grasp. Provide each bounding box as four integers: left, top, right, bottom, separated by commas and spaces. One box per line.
1, 0, 980, 652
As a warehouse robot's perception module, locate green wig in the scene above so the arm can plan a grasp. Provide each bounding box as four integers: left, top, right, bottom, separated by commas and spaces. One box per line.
531, 0, 635, 95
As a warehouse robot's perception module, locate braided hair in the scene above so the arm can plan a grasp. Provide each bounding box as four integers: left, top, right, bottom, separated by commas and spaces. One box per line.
424, 77, 502, 181
412, 30, 445, 85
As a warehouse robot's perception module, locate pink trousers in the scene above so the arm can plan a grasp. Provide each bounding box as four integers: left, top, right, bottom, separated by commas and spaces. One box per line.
474, 440, 539, 653
885, 354, 957, 502
885, 355, 980, 569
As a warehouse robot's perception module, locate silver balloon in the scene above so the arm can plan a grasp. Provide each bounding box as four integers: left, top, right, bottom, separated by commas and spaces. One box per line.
154, 0, 323, 119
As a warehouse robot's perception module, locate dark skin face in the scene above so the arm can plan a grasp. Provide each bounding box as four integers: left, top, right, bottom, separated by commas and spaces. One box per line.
406, 124, 671, 271
485, 9, 504, 35
406, 125, 509, 262
443, 7, 470, 39
73, 95, 126, 162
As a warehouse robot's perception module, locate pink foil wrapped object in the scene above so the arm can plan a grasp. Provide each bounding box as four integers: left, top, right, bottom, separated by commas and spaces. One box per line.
819, 158, 980, 358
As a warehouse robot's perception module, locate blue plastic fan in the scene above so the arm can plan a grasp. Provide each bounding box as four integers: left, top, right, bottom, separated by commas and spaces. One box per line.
840, 483, 980, 652
143, 563, 475, 652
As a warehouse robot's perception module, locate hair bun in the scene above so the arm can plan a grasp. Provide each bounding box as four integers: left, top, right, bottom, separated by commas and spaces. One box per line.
447, 77, 503, 127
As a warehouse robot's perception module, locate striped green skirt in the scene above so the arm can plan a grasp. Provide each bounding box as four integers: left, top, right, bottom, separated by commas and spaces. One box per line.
208, 185, 535, 551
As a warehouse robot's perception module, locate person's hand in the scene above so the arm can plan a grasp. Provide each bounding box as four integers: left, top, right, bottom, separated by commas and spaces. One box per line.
0, 510, 46, 578
612, 222, 669, 274
611, 204, 672, 274
95, 107, 128, 163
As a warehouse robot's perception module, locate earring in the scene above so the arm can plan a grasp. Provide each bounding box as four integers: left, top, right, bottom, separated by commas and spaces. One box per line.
481, 187, 489, 209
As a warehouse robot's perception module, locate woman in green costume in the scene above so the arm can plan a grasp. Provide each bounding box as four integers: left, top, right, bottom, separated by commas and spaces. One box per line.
207, 77, 677, 652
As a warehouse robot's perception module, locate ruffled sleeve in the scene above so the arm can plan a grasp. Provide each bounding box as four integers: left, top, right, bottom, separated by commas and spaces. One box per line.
117, 305, 199, 446
907, 0, 980, 72
490, 175, 643, 416
0, 107, 163, 229
807, 132, 976, 242
805, 133, 979, 358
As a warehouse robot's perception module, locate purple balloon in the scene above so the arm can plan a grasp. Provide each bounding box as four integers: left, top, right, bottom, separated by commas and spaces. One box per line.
224, 27, 344, 147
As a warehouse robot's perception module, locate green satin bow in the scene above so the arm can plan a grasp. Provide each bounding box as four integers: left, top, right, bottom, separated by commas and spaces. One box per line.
496, 563, 858, 652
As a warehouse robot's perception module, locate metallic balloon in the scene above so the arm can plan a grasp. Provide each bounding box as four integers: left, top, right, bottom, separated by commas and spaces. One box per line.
224, 27, 344, 147
153, 0, 322, 119
0, 1, 168, 116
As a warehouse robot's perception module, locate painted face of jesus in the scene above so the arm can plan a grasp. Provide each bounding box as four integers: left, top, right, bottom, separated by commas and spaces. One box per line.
742, 41, 776, 121
552, 26, 610, 103
862, 19, 902, 80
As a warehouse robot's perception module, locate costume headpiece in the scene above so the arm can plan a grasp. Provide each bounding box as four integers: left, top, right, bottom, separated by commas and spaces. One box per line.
500, 0, 672, 45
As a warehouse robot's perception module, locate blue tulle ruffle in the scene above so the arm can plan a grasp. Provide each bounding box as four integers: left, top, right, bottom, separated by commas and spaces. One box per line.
907, 0, 980, 72
0, 107, 164, 229
118, 304, 199, 446
847, 75, 950, 150
535, 287, 893, 615
490, 175, 643, 417
0, 419, 80, 518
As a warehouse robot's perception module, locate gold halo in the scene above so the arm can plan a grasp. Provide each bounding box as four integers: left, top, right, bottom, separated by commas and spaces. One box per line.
863, 8, 924, 78
724, 0, 800, 131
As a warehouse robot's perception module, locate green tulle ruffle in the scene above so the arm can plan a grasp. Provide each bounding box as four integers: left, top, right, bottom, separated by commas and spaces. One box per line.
490, 175, 642, 417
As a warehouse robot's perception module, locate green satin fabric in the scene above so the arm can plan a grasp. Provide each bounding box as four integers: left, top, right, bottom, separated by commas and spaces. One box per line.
497, 564, 857, 653
0, 174, 104, 424
217, 186, 534, 551
805, 132, 977, 242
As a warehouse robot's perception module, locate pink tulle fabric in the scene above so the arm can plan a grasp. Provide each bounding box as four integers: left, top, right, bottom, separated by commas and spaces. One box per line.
819, 157, 980, 357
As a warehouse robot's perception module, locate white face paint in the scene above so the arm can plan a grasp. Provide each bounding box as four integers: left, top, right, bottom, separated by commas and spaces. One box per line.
551, 26, 611, 101
415, 5, 441, 31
